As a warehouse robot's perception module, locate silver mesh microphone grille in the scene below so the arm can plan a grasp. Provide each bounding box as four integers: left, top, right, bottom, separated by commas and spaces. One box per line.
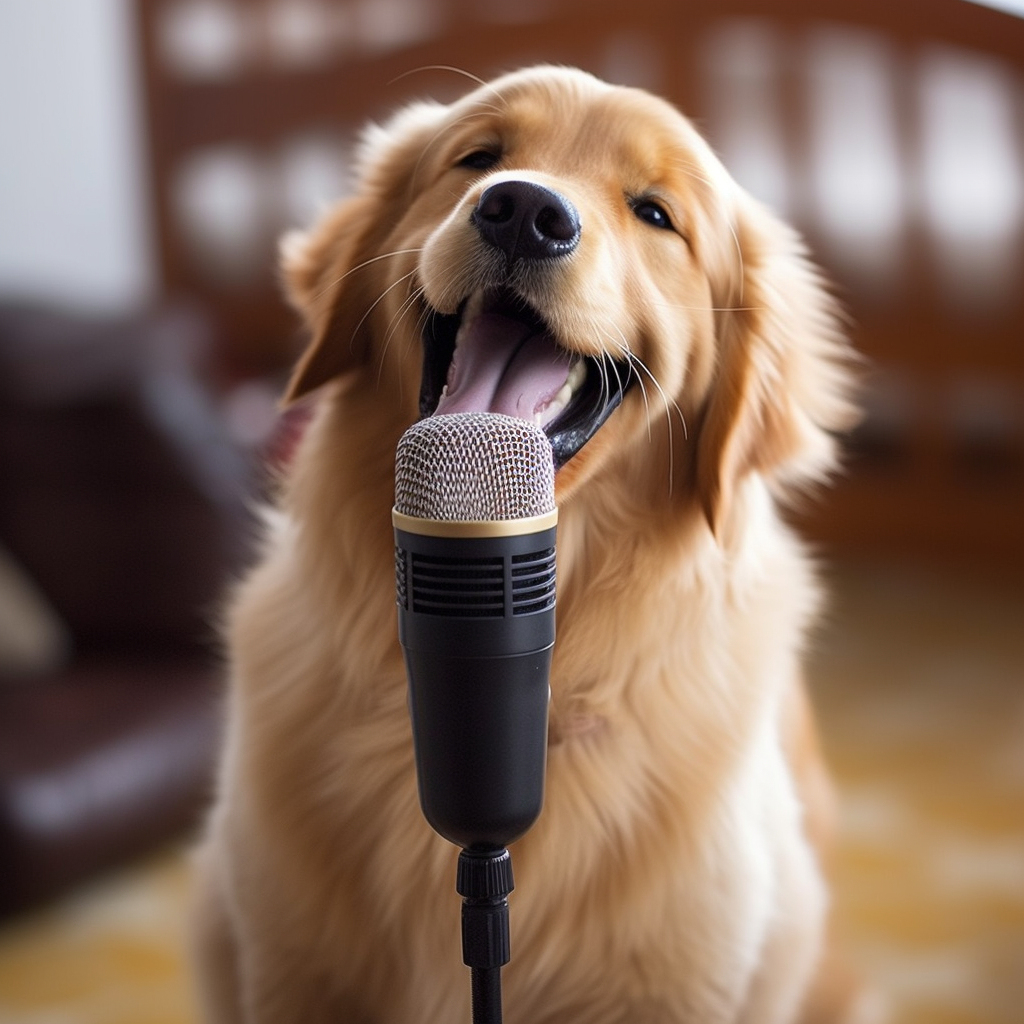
395, 413, 555, 520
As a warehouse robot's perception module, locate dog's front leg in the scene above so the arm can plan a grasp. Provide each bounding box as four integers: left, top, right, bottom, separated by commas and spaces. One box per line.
191, 848, 245, 1024
192, 844, 376, 1024
734, 775, 829, 1024
232, 933, 377, 1024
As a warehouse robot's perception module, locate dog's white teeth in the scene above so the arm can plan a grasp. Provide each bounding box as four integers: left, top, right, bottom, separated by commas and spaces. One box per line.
566, 359, 587, 393
536, 359, 587, 426
455, 291, 486, 345
536, 388, 571, 426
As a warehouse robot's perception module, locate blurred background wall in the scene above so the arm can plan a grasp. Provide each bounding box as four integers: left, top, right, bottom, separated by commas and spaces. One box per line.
0, 0, 154, 311
2, 0, 1021, 575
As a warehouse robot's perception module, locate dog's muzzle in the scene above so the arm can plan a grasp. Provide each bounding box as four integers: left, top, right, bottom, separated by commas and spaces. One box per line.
419, 181, 634, 469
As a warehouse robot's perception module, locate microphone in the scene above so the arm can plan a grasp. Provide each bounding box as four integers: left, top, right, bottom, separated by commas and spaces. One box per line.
393, 412, 557, 852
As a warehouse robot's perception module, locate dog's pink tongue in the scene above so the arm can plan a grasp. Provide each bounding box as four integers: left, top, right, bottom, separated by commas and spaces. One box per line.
435, 312, 572, 424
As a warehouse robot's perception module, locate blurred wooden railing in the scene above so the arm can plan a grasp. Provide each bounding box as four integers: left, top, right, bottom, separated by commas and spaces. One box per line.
134, 0, 1024, 573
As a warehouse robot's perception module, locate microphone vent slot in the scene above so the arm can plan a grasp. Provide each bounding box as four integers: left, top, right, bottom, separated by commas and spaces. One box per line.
511, 548, 556, 615
395, 546, 556, 618
409, 553, 505, 618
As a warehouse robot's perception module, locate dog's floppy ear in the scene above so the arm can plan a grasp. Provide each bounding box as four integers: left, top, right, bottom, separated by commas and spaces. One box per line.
280, 195, 382, 402
281, 99, 448, 403
696, 193, 858, 537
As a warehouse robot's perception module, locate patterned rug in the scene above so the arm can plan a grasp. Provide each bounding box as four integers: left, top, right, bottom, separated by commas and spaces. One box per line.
0, 562, 1021, 1024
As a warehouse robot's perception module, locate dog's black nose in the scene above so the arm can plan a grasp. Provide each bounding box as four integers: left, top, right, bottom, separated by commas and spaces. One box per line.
473, 181, 581, 261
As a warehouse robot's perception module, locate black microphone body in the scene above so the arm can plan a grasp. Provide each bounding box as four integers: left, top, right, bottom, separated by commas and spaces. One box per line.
393, 413, 556, 852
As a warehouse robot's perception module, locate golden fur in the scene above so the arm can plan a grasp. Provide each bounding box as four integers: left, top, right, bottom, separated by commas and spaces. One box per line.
192, 66, 867, 1023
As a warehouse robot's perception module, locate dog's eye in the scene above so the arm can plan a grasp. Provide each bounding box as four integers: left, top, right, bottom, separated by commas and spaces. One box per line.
458, 150, 501, 171
632, 199, 673, 231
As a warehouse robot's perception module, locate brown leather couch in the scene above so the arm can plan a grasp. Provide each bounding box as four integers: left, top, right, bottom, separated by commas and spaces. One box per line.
0, 303, 254, 918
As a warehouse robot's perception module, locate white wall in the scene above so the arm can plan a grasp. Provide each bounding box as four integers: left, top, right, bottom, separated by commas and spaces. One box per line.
0, 0, 154, 311
969, 0, 1024, 16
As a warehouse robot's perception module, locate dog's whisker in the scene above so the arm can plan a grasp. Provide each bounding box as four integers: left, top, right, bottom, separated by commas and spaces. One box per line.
605, 354, 636, 440
619, 343, 659, 453
388, 65, 509, 114
628, 356, 654, 434
593, 324, 640, 431
381, 277, 425, 350
727, 218, 745, 306
377, 284, 429, 400
407, 288, 433, 358
592, 324, 675, 487
389, 65, 490, 92
607, 329, 687, 497
347, 270, 419, 372
307, 248, 423, 310
606, 356, 620, 414
379, 283, 424, 372
631, 352, 687, 441
648, 300, 762, 315
372, 292, 417, 373
598, 329, 633, 411
596, 350, 614, 414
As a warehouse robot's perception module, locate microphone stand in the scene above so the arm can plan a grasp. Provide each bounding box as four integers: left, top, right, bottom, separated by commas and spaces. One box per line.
393, 414, 558, 1024
458, 847, 515, 1024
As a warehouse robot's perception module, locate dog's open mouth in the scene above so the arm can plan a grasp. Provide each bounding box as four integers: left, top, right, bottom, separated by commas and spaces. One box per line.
420, 289, 634, 468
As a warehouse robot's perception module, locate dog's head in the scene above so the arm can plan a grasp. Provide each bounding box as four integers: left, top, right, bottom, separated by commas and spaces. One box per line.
282, 66, 856, 535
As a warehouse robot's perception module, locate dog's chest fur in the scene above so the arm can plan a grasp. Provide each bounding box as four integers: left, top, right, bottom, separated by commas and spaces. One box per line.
221, 426, 821, 1021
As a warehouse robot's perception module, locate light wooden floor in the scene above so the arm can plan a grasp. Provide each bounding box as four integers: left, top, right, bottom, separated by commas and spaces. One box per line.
0, 561, 1021, 1024
809, 562, 1024, 1024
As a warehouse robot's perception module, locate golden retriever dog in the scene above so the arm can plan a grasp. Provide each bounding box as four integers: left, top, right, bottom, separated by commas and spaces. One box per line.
192, 65, 867, 1024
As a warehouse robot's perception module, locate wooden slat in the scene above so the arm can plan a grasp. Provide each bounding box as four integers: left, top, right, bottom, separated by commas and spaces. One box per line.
133, 0, 1024, 572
